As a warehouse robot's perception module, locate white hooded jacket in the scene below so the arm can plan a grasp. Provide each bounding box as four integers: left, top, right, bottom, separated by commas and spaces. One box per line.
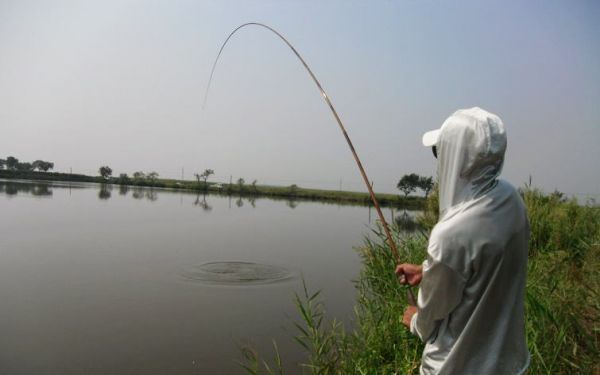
411, 108, 530, 374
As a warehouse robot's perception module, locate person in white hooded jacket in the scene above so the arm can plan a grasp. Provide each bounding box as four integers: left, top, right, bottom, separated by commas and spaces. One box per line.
396, 107, 530, 374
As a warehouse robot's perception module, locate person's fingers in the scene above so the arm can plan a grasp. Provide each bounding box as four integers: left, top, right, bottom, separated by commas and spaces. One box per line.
402, 307, 414, 327
395, 264, 406, 275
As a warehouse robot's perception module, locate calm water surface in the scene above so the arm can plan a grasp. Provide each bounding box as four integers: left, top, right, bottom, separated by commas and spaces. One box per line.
0, 179, 416, 374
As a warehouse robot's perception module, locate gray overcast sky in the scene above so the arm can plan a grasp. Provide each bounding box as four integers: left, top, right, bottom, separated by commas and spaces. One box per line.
1, 0, 599, 196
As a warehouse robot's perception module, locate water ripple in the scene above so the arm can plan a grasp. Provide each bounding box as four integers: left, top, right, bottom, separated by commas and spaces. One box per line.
179, 261, 296, 285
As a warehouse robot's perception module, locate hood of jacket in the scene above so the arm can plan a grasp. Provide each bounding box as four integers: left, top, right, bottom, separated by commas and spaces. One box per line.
436, 107, 507, 219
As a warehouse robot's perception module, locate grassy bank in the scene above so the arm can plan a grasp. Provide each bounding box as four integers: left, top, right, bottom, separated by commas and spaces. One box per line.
0, 170, 423, 208
244, 187, 599, 374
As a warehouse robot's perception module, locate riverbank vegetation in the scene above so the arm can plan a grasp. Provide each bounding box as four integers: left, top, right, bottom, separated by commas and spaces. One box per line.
243, 186, 599, 374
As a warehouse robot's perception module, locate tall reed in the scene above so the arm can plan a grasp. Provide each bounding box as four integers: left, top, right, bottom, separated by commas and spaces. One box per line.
242, 186, 599, 374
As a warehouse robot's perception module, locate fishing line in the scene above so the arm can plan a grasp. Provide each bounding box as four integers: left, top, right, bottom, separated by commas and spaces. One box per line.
203, 22, 415, 305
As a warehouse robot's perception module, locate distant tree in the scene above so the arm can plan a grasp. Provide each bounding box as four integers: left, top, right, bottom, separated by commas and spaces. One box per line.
133, 171, 145, 181
193, 170, 212, 192
117, 173, 130, 185
397, 173, 420, 198
43, 161, 54, 172
6, 156, 19, 170
32, 160, 54, 172
147, 171, 159, 184
0, 159, 6, 170
251, 179, 257, 192
194, 169, 214, 188
237, 178, 245, 191
289, 184, 299, 196
16, 162, 33, 171
419, 176, 434, 198
99, 166, 112, 179
202, 169, 214, 183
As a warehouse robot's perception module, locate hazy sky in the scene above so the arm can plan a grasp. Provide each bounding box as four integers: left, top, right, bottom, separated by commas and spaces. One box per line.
1, 0, 598, 196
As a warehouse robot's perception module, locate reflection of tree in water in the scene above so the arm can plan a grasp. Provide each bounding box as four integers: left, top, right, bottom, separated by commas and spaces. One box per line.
247, 197, 256, 208
98, 184, 112, 200
395, 210, 422, 232
286, 198, 298, 209
119, 185, 129, 195
5, 183, 20, 195
0, 181, 52, 196
235, 196, 244, 208
6, 184, 18, 195
32, 184, 52, 196
131, 186, 157, 201
132, 187, 145, 200
194, 193, 212, 212
145, 189, 157, 202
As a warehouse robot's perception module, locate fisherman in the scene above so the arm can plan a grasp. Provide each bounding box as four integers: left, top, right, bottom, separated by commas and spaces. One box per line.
396, 107, 530, 374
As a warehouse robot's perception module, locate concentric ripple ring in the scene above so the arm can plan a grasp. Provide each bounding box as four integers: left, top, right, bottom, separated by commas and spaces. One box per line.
180, 261, 295, 285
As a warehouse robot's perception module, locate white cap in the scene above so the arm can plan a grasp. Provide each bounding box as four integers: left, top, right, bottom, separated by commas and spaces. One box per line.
422, 129, 441, 147
422, 107, 505, 149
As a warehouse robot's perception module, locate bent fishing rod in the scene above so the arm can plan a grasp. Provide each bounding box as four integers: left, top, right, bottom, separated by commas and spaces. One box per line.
203, 22, 416, 305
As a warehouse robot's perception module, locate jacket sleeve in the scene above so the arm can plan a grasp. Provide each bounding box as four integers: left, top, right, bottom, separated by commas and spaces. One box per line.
410, 257, 466, 342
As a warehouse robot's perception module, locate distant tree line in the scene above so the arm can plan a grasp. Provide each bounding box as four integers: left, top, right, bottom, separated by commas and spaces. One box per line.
0, 156, 54, 172
397, 173, 434, 198
97, 166, 160, 186
2, 158, 428, 208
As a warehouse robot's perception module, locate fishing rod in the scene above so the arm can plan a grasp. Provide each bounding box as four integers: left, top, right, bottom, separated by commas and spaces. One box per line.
203, 22, 416, 305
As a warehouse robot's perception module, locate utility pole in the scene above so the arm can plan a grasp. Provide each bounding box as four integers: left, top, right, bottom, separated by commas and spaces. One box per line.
181, 167, 184, 181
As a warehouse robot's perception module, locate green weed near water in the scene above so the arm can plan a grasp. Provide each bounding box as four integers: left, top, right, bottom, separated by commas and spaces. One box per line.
242, 186, 599, 374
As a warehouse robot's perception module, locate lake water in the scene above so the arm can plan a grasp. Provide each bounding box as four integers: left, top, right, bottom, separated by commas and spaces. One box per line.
0, 179, 417, 374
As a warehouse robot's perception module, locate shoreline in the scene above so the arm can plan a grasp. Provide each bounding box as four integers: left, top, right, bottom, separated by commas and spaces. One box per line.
0, 170, 425, 209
